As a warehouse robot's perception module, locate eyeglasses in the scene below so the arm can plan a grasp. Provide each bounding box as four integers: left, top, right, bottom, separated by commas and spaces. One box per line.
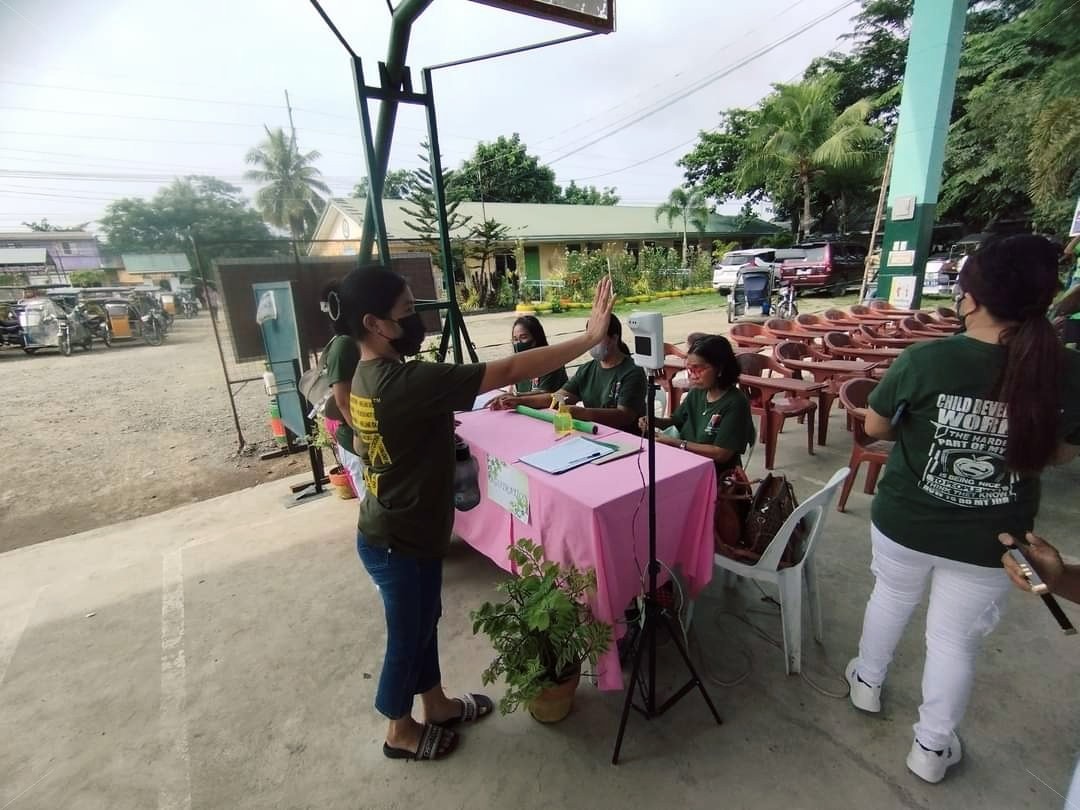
685, 363, 710, 376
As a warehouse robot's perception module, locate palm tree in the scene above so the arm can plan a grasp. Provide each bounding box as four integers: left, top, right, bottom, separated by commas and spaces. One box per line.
654, 186, 710, 265
245, 126, 332, 241
739, 77, 882, 241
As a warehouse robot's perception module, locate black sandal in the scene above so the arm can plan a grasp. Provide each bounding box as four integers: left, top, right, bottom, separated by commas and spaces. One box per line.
434, 693, 494, 728
382, 724, 458, 761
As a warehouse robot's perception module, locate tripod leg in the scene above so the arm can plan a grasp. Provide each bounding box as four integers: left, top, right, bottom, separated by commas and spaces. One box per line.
612, 616, 651, 765
658, 611, 723, 724
436, 316, 451, 363
454, 304, 479, 363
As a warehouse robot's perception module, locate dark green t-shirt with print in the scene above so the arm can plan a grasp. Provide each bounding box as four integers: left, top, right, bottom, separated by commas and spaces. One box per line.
515, 366, 568, 395
323, 335, 359, 449
672, 386, 755, 474
351, 359, 486, 559
563, 355, 647, 417
869, 336, 1080, 568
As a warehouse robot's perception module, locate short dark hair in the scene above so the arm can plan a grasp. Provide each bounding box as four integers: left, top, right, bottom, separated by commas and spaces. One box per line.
512, 315, 550, 347
337, 265, 408, 339
688, 335, 739, 389
607, 313, 631, 356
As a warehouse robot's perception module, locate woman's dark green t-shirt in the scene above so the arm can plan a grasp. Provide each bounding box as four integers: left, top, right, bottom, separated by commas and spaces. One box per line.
868, 336, 1080, 568
671, 387, 755, 474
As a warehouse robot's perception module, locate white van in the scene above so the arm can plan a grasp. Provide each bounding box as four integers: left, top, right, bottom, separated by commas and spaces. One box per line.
712, 248, 803, 293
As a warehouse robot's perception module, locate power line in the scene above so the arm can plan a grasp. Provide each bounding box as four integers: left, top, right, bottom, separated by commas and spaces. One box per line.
529, 0, 813, 151
547, 0, 858, 166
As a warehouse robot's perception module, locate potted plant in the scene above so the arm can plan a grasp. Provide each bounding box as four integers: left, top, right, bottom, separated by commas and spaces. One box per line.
471, 538, 612, 723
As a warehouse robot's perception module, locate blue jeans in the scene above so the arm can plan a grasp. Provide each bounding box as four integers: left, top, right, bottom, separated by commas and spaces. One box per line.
357, 533, 443, 719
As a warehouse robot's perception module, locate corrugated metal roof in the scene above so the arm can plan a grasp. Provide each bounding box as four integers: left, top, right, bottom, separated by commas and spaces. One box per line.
0, 231, 95, 241
121, 253, 192, 274
329, 198, 780, 242
0, 248, 48, 265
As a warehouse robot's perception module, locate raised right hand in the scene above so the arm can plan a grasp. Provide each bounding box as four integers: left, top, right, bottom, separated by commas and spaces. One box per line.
584, 275, 615, 346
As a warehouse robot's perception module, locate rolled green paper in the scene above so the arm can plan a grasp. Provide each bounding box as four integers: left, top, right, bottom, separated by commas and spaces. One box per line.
514, 405, 598, 434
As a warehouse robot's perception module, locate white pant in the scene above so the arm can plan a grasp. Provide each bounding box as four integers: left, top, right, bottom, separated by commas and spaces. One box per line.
335, 443, 365, 500
854, 525, 1009, 751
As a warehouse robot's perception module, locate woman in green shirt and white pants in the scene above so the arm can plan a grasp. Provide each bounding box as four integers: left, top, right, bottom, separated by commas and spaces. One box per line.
846, 235, 1080, 784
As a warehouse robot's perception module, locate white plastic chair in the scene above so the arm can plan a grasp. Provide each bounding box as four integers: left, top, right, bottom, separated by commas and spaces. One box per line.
713, 467, 850, 674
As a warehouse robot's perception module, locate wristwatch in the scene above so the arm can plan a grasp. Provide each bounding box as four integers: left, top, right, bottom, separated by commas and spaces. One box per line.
679, 440, 688, 451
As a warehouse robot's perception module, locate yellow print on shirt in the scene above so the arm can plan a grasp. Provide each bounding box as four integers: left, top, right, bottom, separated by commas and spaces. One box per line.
351, 394, 391, 497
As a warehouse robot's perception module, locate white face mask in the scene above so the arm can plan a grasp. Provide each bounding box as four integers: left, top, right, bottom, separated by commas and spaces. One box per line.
590, 341, 611, 361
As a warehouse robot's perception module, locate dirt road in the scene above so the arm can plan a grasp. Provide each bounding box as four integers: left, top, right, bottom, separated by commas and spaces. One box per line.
0, 316, 302, 553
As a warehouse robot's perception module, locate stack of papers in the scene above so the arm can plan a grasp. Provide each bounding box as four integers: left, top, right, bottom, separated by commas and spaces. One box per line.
519, 437, 616, 475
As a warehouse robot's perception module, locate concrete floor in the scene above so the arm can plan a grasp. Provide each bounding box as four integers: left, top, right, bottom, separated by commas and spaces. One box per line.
2, 408, 1078, 810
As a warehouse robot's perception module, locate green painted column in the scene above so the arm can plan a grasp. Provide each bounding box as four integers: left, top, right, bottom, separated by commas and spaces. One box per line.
875, 0, 967, 307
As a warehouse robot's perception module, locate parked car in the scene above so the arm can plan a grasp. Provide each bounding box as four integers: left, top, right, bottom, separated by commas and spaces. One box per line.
780, 240, 868, 295
922, 254, 958, 295
712, 248, 804, 293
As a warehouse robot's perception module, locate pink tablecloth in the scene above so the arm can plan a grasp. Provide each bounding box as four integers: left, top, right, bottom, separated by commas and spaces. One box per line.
453, 408, 716, 690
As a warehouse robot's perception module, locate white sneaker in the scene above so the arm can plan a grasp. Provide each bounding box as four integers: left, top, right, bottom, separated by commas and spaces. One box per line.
845, 658, 882, 713
907, 733, 962, 784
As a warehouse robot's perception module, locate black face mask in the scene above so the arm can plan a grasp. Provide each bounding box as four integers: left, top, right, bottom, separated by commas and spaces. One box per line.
389, 312, 425, 357
513, 340, 533, 353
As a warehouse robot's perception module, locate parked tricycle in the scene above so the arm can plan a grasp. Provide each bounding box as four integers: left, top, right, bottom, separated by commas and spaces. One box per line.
16, 297, 94, 355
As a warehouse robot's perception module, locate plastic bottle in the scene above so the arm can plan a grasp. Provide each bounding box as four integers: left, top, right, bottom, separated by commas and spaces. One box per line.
453, 436, 481, 512
268, 399, 287, 446
553, 401, 573, 437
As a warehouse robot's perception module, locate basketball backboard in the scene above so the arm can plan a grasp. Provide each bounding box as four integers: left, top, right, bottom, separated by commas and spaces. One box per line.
469, 0, 615, 32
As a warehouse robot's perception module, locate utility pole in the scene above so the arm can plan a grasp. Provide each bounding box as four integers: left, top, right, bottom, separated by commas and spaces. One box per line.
284, 89, 296, 142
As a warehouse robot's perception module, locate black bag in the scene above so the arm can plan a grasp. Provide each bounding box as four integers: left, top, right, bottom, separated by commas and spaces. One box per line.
298, 336, 345, 421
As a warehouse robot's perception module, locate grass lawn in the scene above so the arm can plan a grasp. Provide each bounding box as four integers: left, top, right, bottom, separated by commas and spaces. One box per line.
543, 290, 865, 319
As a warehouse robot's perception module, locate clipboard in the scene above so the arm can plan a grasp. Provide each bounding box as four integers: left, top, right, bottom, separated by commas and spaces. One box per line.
519, 437, 615, 474
589, 439, 642, 465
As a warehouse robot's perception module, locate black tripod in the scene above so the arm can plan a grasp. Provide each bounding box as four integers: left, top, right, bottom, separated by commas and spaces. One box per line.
611, 373, 722, 764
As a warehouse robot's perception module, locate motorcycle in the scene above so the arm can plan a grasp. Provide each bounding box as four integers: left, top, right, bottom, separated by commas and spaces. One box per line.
775, 281, 799, 320
180, 294, 199, 319
73, 302, 112, 348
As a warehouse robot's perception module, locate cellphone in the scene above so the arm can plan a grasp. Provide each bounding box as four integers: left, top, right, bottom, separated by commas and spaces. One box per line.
890, 400, 910, 429
1007, 548, 1048, 594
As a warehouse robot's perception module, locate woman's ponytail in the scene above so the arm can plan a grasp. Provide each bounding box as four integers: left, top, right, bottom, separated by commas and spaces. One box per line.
961, 235, 1064, 473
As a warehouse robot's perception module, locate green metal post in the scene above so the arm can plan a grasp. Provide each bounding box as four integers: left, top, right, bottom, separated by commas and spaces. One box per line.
358, 0, 434, 266
875, 0, 967, 307
420, 67, 462, 364
351, 57, 391, 264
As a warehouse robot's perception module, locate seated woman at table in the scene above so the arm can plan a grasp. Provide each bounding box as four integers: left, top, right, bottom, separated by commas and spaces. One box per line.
640, 335, 754, 473
510, 315, 568, 394
491, 314, 646, 432
339, 266, 614, 761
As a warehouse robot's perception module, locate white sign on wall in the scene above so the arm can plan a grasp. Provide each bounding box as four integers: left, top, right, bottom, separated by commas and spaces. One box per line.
889, 275, 917, 309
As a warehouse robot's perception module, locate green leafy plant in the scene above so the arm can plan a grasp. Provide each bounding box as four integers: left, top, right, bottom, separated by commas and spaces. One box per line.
305, 419, 334, 450
471, 538, 612, 715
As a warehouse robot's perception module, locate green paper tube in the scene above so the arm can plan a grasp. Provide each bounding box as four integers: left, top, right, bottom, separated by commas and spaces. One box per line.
514, 405, 598, 434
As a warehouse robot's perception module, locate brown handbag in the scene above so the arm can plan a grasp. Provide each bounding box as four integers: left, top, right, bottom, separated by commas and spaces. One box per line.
714, 467, 753, 552
716, 473, 805, 568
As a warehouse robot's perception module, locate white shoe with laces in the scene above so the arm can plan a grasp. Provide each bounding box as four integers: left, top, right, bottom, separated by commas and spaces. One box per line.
907, 732, 962, 784
845, 658, 882, 713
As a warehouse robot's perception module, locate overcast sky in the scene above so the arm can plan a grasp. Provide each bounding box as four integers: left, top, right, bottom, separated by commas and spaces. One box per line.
0, 0, 859, 231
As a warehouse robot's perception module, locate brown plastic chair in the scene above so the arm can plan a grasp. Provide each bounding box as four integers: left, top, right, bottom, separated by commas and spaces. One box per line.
823, 308, 858, 324
936, 306, 957, 319
836, 378, 894, 512
912, 311, 934, 325
765, 318, 796, 333
773, 340, 829, 375
738, 352, 817, 469
899, 316, 940, 337
730, 322, 770, 348
824, 331, 855, 357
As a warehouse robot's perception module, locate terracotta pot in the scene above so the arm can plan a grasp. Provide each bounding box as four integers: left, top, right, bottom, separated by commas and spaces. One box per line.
327, 465, 355, 500
527, 667, 581, 723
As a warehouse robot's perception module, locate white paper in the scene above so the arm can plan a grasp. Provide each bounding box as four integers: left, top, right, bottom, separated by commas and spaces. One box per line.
255, 291, 277, 324
519, 437, 615, 475
470, 390, 503, 411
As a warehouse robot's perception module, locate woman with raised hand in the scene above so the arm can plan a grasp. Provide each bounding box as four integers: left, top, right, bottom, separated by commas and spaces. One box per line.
335, 266, 614, 762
